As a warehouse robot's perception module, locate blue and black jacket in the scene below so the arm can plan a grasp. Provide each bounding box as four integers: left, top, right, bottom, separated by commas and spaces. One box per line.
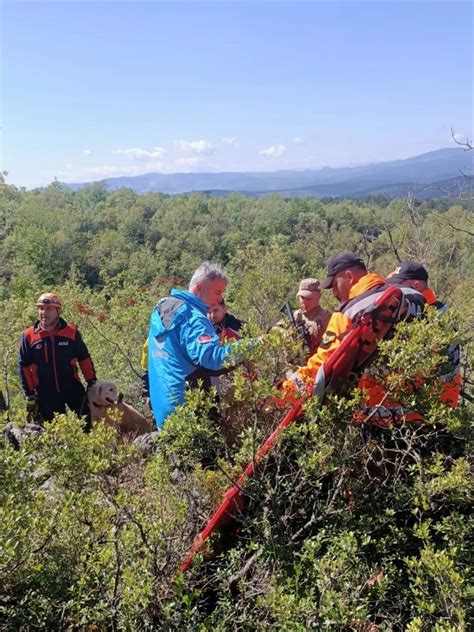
148, 289, 236, 428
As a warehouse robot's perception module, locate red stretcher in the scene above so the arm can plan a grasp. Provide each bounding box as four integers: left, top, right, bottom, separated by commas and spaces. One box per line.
180, 286, 406, 571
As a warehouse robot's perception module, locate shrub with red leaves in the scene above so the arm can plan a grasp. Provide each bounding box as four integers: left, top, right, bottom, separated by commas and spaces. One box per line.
74, 302, 93, 316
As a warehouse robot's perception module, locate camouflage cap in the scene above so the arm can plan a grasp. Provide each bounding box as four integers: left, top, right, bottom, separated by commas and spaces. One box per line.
297, 278, 321, 298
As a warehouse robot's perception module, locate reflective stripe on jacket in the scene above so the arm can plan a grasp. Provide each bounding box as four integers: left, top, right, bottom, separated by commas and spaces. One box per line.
19, 318, 96, 397
281, 273, 425, 405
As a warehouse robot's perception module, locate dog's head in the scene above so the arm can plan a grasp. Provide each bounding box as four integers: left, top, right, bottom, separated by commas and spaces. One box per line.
88, 381, 118, 407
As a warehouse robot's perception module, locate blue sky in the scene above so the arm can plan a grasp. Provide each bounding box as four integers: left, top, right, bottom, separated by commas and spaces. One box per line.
1, 1, 472, 188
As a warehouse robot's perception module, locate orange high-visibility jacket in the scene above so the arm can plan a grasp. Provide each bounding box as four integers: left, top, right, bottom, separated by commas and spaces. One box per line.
422, 288, 461, 407
281, 273, 425, 409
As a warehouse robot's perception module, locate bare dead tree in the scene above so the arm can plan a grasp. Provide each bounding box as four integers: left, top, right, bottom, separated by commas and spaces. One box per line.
383, 221, 402, 262
437, 177, 474, 202
451, 128, 473, 151
2, 350, 11, 421
405, 189, 428, 259
433, 214, 474, 238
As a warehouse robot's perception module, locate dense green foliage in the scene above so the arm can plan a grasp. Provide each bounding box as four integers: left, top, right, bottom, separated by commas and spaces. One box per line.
0, 175, 472, 629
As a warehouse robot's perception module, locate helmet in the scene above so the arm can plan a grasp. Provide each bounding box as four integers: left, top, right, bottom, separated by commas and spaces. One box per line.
36, 292, 62, 310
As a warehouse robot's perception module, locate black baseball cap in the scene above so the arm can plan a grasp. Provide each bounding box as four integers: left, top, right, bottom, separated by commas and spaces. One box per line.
388, 261, 428, 283
320, 252, 366, 289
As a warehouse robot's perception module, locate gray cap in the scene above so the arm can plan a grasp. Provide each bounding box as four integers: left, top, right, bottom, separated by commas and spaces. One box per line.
297, 278, 321, 297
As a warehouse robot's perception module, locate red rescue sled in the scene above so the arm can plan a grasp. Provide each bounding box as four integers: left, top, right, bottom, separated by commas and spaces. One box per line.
180, 286, 406, 571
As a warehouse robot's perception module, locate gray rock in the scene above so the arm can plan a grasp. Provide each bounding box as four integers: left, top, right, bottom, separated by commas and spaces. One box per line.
132, 431, 161, 454
4, 422, 44, 450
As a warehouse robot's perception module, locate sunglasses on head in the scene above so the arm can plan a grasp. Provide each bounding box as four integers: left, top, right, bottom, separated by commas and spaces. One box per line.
38, 299, 60, 306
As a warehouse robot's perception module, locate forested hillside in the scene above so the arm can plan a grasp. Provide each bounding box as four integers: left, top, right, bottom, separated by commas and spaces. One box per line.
0, 174, 472, 630
62, 148, 472, 198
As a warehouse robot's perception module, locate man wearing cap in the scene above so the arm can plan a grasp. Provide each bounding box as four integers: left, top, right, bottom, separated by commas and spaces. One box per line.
294, 278, 331, 354
18, 292, 97, 424
387, 261, 460, 407
281, 252, 425, 403
387, 261, 447, 312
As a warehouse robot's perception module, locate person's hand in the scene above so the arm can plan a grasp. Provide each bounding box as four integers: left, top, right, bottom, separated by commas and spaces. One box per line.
86, 379, 97, 392
287, 371, 306, 393
26, 393, 39, 422
26, 393, 37, 407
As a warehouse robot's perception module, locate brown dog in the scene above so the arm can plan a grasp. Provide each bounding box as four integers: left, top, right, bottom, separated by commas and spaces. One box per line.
87, 381, 152, 438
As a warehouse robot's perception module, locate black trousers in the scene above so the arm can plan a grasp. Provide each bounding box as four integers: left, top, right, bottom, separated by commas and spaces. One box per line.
37, 381, 91, 430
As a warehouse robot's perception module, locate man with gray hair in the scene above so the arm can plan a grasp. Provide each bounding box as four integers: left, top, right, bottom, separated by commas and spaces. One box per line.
148, 262, 238, 428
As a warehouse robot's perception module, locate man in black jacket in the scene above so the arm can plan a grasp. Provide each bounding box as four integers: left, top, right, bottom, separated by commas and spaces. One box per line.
18, 292, 97, 424
208, 299, 244, 341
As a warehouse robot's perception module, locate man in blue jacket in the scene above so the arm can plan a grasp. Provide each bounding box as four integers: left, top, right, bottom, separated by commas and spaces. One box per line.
148, 262, 239, 428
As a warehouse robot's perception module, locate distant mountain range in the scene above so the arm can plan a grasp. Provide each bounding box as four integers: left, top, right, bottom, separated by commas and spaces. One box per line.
63, 148, 473, 199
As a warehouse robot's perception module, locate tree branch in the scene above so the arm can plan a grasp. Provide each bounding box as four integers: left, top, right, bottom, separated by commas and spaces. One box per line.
451, 128, 473, 151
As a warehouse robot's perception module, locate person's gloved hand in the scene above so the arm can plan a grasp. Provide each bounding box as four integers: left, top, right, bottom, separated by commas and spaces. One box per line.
287, 371, 306, 393
26, 393, 39, 422
26, 393, 37, 408
141, 372, 150, 399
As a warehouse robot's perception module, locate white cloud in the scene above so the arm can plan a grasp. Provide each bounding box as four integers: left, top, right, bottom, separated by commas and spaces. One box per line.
142, 161, 167, 173
259, 144, 286, 158
292, 136, 303, 144
173, 139, 215, 155
174, 157, 203, 169
82, 165, 144, 177
82, 149, 92, 156
78, 162, 166, 179
112, 146, 167, 161
222, 137, 236, 145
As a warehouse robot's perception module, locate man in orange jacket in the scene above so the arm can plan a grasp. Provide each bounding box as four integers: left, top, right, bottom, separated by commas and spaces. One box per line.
386, 261, 461, 406
387, 261, 445, 311
280, 252, 425, 412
